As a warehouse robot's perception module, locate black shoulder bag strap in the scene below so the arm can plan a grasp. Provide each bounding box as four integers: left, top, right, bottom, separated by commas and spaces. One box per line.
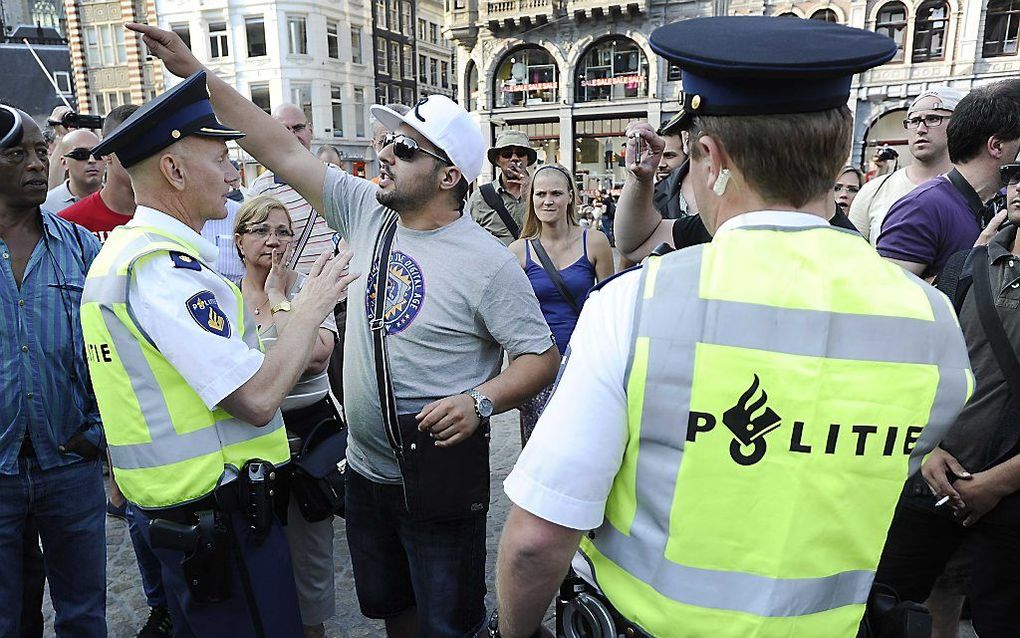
529, 239, 582, 315
369, 212, 402, 458
946, 168, 990, 227
970, 244, 1020, 466
480, 183, 520, 240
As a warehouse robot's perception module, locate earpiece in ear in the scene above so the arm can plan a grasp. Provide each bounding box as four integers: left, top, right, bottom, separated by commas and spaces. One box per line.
713, 168, 732, 196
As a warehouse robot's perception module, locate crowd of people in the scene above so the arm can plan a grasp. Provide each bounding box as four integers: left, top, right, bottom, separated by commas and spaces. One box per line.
2, 13, 1020, 638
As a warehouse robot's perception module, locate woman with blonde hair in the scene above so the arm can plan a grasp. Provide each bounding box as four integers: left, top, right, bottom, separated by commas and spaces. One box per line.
234, 195, 341, 638
508, 164, 614, 444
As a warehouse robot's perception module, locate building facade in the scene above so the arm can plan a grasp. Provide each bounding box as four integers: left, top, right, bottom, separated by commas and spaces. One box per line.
449, 0, 1020, 189
1, 0, 65, 36
1, 24, 75, 120
156, 0, 375, 177
417, 0, 457, 100
63, 0, 163, 117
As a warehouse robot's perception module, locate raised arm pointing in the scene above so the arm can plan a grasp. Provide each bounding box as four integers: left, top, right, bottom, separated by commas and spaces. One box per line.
127, 22, 327, 212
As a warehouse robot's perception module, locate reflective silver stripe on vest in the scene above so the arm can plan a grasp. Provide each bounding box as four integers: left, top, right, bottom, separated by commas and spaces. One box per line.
102, 306, 284, 470
590, 236, 972, 617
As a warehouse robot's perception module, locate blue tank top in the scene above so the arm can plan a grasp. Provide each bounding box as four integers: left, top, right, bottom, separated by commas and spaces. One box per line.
525, 229, 597, 355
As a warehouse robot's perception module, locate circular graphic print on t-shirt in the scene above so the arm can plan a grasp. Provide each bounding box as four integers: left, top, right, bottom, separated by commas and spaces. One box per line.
365, 250, 426, 335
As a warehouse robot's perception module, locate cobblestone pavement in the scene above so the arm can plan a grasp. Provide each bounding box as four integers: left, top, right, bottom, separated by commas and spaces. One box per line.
45, 409, 977, 637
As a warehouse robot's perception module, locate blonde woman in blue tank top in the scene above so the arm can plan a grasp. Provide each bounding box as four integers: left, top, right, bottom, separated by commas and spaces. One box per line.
509, 164, 615, 445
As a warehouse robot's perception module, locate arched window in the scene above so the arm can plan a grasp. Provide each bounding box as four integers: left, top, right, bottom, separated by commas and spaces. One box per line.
777, 12, 799, 18
984, 0, 1020, 57
875, 2, 908, 62
492, 46, 558, 108
465, 60, 479, 111
810, 9, 838, 22
31, 0, 59, 28
575, 36, 649, 103
912, 1, 949, 61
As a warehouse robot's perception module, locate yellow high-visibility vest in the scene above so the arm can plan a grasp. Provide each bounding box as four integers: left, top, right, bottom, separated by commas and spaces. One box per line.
80, 224, 288, 509
580, 223, 973, 637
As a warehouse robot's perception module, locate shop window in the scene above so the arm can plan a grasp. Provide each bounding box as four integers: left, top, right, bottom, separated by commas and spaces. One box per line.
913, 1, 949, 61
466, 60, 479, 111
493, 46, 559, 108
575, 37, 649, 103
984, 0, 1020, 57
810, 9, 838, 22
875, 2, 908, 62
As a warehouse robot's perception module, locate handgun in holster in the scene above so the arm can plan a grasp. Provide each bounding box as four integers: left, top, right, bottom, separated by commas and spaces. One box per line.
238, 459, 277, 545
149, 510, 231, 603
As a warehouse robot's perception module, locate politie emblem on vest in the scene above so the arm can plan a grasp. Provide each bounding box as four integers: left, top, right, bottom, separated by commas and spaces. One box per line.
688, 374, 926, 466
186, 290, 231, 338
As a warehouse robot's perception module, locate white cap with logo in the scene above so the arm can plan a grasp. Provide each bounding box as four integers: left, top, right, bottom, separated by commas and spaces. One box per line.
908, 86, 967, 114
370, 95, 485, 183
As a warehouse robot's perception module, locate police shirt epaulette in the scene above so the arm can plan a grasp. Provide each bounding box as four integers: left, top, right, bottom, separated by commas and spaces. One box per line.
590, 263, 643, 293
169, 251, 202, 271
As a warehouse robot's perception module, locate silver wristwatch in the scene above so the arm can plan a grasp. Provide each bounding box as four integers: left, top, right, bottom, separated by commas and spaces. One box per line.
465, 389, 494, 419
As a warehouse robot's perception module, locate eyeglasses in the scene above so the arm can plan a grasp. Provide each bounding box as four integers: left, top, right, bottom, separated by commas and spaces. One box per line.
1001, 163, 1020, 186
499, 147, 530, 160
902, 114, 947, 130
382, 133, 452, 166
833, 184, 860, 194
244, 225, 295, 239
63, 148, 95, 161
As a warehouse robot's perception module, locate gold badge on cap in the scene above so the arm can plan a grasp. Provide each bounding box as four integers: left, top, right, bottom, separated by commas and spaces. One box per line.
691, 95, 702, 110
171, 130, 181, 139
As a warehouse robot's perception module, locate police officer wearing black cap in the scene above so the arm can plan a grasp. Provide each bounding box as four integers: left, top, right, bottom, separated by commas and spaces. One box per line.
492, 16, 974, 638
80, 71, 358, 637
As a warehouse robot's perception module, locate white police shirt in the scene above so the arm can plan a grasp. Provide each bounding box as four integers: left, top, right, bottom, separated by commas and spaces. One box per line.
127, 206, 264, 410
503, 211, 832, 531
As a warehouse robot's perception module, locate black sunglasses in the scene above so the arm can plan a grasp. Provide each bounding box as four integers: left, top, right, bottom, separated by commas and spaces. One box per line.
382, 133, 451, 166
63, 147, 95, 161
1001, 163, 1020, 186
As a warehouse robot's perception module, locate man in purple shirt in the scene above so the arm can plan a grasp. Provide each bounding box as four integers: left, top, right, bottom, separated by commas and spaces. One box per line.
878, 79, 1020, 279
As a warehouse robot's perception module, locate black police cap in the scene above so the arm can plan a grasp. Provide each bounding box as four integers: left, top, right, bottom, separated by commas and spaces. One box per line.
651, 16, 898, 133
91, 70, 243, 168
0, 105, 24, 149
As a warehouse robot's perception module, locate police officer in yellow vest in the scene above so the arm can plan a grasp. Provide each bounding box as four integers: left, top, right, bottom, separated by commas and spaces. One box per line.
491, 17, 975, 638
82, 71, 357, 637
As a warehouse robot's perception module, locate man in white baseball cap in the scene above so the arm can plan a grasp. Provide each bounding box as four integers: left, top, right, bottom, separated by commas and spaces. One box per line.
128, 22, 560, 638
849, 85, 967, 244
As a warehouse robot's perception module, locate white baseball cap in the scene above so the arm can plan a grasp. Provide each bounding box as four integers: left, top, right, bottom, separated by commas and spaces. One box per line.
908, 86, 967, 114
370, 95, 484, 183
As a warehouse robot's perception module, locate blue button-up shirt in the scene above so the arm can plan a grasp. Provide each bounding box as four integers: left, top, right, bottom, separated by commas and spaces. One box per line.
0, 209, 102, 474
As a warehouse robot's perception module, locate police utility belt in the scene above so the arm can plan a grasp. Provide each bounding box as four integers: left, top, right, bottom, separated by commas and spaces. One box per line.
369, 212, 491, 522
555, 570, 651, 638
147, 459, 278, 604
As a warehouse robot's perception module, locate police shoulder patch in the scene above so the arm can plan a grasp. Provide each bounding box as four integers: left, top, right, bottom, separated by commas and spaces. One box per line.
186, 290, 231, 338
169, 251, 202, 271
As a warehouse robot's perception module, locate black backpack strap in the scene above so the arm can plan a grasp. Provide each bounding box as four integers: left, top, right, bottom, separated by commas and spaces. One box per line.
480, 183, 520, 240
934, 248, 973, 315
368, 212, 401, 458
529, 239, 582, 315
972, 245, 1020, 397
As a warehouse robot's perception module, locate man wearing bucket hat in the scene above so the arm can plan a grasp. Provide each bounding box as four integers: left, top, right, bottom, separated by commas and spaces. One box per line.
491, 15, 972, 638
129, 20, 560, 638
468, 129, 537, 246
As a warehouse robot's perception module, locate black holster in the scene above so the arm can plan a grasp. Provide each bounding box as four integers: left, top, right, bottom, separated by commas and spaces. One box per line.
236, 459, 278, 544
857, 583, 931, 638
149, 510, 231, 603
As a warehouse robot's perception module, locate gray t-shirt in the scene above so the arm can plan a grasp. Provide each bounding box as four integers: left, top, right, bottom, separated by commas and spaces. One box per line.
322, 166, 555, 483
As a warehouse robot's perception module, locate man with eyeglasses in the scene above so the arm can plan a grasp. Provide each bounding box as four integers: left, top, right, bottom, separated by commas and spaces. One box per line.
249, 103, 333, 273
42, 128, 106, 214
848, 87, 962, 245
874, 162, 1020, 638
877, 80, 1020, 280
132, 21, 560, 638
467, 129, 536, 246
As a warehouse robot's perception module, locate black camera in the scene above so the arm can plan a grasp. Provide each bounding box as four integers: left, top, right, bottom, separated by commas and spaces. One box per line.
875, 147, 899, 162
48, 112, 104, 130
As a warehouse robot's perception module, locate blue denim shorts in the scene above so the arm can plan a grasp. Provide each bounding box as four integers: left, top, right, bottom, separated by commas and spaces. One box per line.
344, 468, 487, 638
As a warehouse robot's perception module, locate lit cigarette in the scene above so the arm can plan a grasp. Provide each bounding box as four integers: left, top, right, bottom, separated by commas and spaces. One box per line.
934, 495, 951, 508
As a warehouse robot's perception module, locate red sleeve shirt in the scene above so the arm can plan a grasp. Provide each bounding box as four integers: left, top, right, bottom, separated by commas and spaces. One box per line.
59, 191, 133, 244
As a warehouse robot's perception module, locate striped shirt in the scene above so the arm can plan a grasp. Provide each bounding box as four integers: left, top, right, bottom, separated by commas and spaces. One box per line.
200, 198, 247, 283
258, 274, 338, 412
0, 210, 102, 474
249, 171, 333, 274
